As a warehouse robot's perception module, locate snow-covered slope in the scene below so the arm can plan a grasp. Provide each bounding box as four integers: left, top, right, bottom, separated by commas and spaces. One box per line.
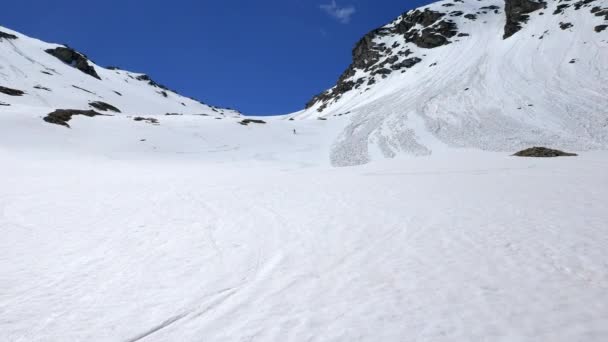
0, 25, 239, 117
295, 0, 608, 166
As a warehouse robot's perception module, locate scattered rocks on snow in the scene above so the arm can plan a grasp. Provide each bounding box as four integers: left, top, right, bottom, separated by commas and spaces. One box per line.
0, 101, 10, 106
595, 24, 608, 32
89, 101, 121, 113
45, 47, 101, 80
560, 22, 574, 30
513, 147, 577, 157
43, 109, 105, 128
0, 85, 25, 96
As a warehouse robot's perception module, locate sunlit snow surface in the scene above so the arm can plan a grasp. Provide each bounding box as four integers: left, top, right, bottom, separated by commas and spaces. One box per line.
1, 114, 607, 341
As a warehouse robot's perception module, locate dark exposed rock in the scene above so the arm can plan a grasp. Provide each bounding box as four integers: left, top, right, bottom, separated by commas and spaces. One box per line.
596, 24, 608, 32
554, 4, 571, 14
391, 57, 422, 70
136, 74, 170, 91
45, 47, 101, 80
591, 6, 608, 20
133, 117, 159, 124
165, 113, 183, 116
513, 147, 577, 157
450, 11, 464, 16
574, 0, 598, 10
33, 85, 51, 91
41, 71, 53, 75
481, 5, 501, 10
504, 0, 546, 39
0, 31, 18, 40
114, 91, 122, 96
464, 13, 478, 20
560, 22, 573, 30
106, 66, 120, 70
89, 101, 121, 113
0, 86, 25, 96
457, 32, 470, 37
239, 119, 267, 125
43, 109, 105, 128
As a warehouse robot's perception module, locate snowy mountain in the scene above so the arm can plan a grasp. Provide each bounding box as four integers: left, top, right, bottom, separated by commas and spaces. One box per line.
2, 2, 608, 341
0, 25, 240, 118
296, 0, 608, 166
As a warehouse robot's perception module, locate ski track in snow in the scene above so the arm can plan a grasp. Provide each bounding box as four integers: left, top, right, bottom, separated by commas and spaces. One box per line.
1, 149, 608, 341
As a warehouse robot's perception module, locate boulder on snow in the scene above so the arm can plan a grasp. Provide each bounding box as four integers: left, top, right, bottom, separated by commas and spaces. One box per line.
43, 109, 105, 128
89, 101, 121, 113
513, 147, 577, 157
0, 31, 18, 40
239, 119, 267, 126
0, 85, 25, 96
133, 117, 159, 124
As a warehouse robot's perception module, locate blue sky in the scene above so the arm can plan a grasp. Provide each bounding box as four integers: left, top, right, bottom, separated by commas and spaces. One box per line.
1, 0, 432, 115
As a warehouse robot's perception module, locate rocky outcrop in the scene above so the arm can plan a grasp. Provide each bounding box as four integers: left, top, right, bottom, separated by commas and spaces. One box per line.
504, 0, 546, 39
306, 7, 458, 111
0, 86, 25, 96
0, 31, 18, 40
89, 101, 121, 113
45, 47, 101, 80
513, 147, 577, 157
43, 109, 104, 128
135, 74, 170, 91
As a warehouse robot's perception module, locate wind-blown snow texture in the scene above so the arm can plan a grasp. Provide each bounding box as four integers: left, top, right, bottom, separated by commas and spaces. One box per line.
1, 1, 608, 341
299, 0, 608, 166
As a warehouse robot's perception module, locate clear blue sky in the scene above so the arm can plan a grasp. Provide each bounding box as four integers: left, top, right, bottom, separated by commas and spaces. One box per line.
1, 0, 432, 115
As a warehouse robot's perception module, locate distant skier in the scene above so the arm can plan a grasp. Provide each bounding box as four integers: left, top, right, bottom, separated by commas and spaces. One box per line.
293, 129, 297, 135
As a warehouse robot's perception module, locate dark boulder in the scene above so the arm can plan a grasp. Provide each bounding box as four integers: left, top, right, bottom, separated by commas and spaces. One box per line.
89, 101, 121, 113
45, 47, 101, 80
0, 31, 18, 40
513, 147, 577, 157
43, 109, 104, 128
595, 24, 608, 32
0, 85, 25, 96
239, 119, 267, 125
133, 117, 159, 124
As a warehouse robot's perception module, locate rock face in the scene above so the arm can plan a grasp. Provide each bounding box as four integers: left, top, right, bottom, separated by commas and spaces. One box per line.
43, 109, 104, 128
0, 85, 25, 96
45, 47, 101, 80
0, 31, 18, 40
306, 8, 458, 111
503, 0, 546, 38
513, 147, 578, 157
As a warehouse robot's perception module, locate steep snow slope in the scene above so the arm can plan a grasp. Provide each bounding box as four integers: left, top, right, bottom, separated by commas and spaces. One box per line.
0, 25, 239, 117
295, 0, 608, 166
